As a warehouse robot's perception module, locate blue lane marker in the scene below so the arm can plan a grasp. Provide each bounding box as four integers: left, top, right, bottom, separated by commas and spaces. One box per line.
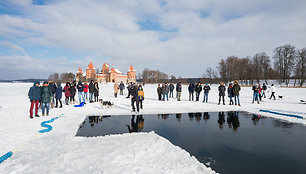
39, 115, 63, 133
0, 151, 13, 164
260, 110, 304, 119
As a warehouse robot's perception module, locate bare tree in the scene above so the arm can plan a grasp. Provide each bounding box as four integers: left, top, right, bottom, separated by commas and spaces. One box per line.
295, 48, 306, 86
273, 44, 296, 86
48, 73, 60, 82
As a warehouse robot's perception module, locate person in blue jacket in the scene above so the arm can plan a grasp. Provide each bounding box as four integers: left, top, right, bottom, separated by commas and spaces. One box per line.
119, 81, 125, 95
227, 83, 234, 105
28, 81, 41, 119
188, 82, 195, 101
55, 82, 63, 108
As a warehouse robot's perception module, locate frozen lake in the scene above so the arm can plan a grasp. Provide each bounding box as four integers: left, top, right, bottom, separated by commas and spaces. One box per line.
76, 112, 306, 174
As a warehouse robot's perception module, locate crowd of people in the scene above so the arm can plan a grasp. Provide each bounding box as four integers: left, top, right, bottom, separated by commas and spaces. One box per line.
28, 79, 277, 119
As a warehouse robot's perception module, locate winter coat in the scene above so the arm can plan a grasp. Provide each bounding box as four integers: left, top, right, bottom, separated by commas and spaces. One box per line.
119, 83, 125, 90
227, 86, 233, 97
262, 84, 267, 90
94, 83, 99, 97
114, 84, 119, 93
63, 85, 71, 97
169, 84, 174, 91
130, 87, 138, 99
176, 84, 182, 92
55, 83, 62, 99
157, 86, 162, 94
233, 84, 241, 96
70, 85, 76, 96
203, 85, 211, 93
138, 88, 144, 101
195, 85, 202, 93
188, 83, 195, 93
28, 81, 41, 101
218, 85, 226, 96
89, 82, 95, 93
49, 83, 56, 94
77, 82, 85, 92
41, 86, 52, 103
252, 85, 260, 93
166, 85, 170, 93
84, 84, 89, 93
271, 86, 276, 92
161, 86, 166, 95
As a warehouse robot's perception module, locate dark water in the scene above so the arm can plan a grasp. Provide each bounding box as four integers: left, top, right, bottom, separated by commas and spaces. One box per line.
76, 112, 306, 174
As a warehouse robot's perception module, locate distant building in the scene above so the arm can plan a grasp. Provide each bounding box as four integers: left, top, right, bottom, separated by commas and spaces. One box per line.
76, 62, 136, 83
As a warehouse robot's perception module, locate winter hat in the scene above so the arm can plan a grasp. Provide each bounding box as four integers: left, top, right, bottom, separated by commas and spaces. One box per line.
43, 81, 48, 84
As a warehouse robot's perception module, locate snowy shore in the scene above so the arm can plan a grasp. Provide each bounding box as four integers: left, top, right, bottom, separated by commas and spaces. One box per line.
0, 83, 305, 173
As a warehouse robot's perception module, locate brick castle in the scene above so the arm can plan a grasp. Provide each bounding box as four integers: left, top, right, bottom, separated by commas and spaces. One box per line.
76, 62, 136, 83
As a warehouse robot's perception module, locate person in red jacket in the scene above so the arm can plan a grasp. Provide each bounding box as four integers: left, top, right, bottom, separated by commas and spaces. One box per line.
84, 82, 89, 102
63, 82, 71, 105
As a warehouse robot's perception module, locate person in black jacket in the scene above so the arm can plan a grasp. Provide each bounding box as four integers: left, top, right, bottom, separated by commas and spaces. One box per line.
94, 82, 99, 102
130, 85, 139, 112
218, 81, 226, 105
69, 83, 76, 104
228, 83, 234, 105
195, 82, 202, 101
77, 81, 85, 104
203, 83, 211, 102
49, 81, 56, 108
88, 80, 95, 103
169, 83, 174, 98
176, 82, 182, 101
188, 82, 195, 101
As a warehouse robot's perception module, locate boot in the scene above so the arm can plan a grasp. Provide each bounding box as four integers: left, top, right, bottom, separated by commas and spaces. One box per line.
30, 116, 33, 119
47, 112, 49, 116
42, 113, 45, 116
35, 114, 40, 117
59, 105, 63, 108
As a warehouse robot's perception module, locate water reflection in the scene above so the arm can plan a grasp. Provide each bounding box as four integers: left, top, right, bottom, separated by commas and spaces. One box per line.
218, 112, 225, 129
126, 115, 144, 133
252, 114, 261, 126
227, 111, 239, 131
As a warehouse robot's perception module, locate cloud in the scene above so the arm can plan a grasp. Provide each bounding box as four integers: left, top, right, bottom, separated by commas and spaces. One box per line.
0, 0, 306, 79
0, 41, 25, 53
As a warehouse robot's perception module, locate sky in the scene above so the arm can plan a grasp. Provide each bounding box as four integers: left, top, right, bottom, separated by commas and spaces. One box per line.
0, 0, 306, 80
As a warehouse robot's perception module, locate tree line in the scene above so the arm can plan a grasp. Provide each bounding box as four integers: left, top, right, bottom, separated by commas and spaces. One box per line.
217, 44, 305, 86
48, 73, 75, 83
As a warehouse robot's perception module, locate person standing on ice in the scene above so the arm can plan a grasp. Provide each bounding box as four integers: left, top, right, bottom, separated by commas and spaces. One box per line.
77, 81, 85, 104
169, 83, 174, 98
126, 82, 133, 98
119, 81, 125, 95
138, 84, 144, 110
94, 82, 99, 102
188, 82, 195, 101
88, 80, 95, 103
203, 83, 210, 102
195, 82, 202, 101
55, 82, 63, 108
227, 83, 234, 105
252, 84, 260, 104
233, 80, 241, 106
83, 82, 89, 102
269, 84, 276, 100
218, 81, 226, 105
114, 83, 119, 98
63, 82, 71, 105
28, 81, 41, 119
262, 83, 267, 98
49, 81, 56, 108
157, 84, 162, 101
130, 84, 139, 112
70, 82, 76, 104
165, 82, 169, 101
41, 81, 52, 116
176, 82, 182, 101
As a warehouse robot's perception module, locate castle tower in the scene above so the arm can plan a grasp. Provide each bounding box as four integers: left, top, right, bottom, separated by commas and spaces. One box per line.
127, 65, 136, 83
86, 62, 96, 80
76, 67, 83, 81
101, 63, 110, 74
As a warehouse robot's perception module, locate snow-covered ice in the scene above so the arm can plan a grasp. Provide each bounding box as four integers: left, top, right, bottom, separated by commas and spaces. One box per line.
0, 83, 305, 173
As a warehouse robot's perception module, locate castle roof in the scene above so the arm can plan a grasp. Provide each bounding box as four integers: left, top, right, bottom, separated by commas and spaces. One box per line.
76, 67, 82, 73
110, 68, 121, 74
128, 65, 135, 72
87, 62, 95, 70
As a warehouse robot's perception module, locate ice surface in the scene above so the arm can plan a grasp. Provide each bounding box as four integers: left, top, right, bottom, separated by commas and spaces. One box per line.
0, 82, 305, 173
